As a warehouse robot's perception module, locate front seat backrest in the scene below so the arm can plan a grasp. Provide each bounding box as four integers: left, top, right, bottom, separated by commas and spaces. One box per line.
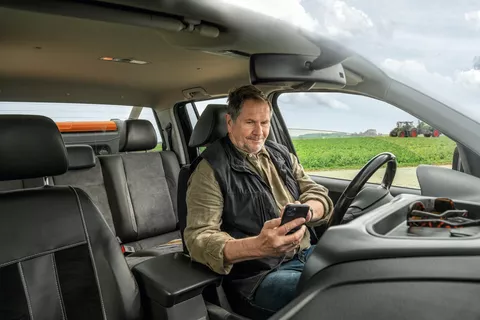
188, 104, 228, 148
0, 115, 142, 320
178, 104, 228, 254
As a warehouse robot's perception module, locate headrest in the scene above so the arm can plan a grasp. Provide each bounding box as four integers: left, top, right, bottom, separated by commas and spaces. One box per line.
66, 145, 96, 170
119, 119, 157, 152
189, 104, 227, 148
0, 115, 68, 181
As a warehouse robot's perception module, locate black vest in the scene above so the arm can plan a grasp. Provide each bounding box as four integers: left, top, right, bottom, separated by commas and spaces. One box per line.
190, 135, 302, 298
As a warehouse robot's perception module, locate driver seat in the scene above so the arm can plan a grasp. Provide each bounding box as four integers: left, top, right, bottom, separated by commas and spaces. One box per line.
0, 115, 142, 320
177, 104, 275, 320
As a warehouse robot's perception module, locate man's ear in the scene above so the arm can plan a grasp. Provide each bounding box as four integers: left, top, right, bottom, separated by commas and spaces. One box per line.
226, 114, 233, 131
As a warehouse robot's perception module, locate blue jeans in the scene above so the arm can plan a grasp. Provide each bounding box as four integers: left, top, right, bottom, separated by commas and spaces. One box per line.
252, 245, 316, 312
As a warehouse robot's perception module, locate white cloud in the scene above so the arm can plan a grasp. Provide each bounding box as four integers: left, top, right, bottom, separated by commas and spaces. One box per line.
221, 0, 319, 32
382, 59, 454, 85
455, 69, 480, 90
382, 58, 480, 91
283, 92, 350, 110
465, 10, 480, 30
320, 94, 350, 110
322, 0, 375, 37
381, 58, 480, 120
222, 0, 375, 38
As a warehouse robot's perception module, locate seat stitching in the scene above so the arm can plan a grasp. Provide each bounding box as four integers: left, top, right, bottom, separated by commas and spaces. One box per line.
51, 254, 67, 320
0, 241, 86, 269
120, 155, 138, 236
70, 186, 108, 320
158, 152, 178, 223
18, 262, 34, 320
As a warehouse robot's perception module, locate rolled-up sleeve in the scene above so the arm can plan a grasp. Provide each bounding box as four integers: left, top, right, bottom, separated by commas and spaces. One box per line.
290, 154, 334, 226
184, 159, 235, 274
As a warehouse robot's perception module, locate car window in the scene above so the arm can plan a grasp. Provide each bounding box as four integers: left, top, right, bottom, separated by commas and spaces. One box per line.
276, 92, 456, 189
0, 102, 163, 154
185, 97, 227, 153
186, 97, 228, 129
137, 107, 163, 152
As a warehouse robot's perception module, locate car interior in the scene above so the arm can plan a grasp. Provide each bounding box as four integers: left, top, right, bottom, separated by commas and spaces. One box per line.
3, 1, 480, 320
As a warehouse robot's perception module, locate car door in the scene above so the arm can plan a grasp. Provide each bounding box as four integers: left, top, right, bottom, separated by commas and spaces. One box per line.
270, 91, 458, 205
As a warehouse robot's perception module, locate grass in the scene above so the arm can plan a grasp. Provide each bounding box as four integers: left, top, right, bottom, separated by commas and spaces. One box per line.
292, 136, 456, 171
153, 135, 456, 172
152, 144, 163, 152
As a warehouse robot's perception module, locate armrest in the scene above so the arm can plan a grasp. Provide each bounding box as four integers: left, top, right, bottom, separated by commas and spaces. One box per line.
131, 252, 222, 308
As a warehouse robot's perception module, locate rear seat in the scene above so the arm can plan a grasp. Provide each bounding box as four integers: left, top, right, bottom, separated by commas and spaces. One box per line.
0, 121, 182, 266
51, 144, 117, 234
98, 119, 182, 257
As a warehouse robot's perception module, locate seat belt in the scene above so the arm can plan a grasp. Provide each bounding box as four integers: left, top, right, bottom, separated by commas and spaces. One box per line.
116, 236, 135, 255
165, 123, 173, 150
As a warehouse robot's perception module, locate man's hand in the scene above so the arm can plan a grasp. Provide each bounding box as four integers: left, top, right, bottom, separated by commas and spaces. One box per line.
254, 216, 307, 257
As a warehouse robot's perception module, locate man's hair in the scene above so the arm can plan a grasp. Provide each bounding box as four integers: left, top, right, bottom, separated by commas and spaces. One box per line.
227, 85, 271, 121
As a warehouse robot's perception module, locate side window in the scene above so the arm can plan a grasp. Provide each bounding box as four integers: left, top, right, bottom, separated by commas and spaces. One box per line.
185, 97, 228, 153
276, 92, 456, 189
138, 107, 163, 152
186, 103, 199, 130
186, 97, 228, 128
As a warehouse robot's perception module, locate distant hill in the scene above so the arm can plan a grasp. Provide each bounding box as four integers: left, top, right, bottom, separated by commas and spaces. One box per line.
294, 132, 349, 139
293, 128, 381, 139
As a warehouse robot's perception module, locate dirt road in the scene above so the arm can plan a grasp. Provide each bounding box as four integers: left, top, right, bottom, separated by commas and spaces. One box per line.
308, 165, 451, 189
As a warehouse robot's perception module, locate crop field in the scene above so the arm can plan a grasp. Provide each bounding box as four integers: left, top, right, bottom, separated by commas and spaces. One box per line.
293, 136, 456, 171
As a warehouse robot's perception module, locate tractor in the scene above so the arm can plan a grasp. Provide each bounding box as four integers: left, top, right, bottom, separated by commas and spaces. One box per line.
389, 121, 418, 137
417, 121, 441, 137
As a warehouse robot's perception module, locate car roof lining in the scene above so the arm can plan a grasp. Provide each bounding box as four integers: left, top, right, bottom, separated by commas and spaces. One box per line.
0, 0, 334, 110
0, 6, 249, 108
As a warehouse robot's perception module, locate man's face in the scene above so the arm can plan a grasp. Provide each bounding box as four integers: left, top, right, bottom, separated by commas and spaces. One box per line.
227, 99, 271, 154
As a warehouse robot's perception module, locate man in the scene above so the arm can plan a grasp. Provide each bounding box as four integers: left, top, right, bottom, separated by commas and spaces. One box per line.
184, 85, 334, 313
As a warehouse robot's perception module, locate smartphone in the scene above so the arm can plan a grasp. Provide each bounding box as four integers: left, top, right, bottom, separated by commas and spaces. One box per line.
280, 204, 310, 235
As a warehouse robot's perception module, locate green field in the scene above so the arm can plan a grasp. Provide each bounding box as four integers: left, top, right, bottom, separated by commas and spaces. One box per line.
292, 136, 456, 171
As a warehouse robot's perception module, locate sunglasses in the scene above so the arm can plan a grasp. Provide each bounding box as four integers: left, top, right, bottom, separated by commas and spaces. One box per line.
407, 198, 475, 228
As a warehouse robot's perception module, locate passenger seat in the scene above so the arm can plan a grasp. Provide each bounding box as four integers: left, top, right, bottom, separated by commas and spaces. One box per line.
99, 119, 182, 258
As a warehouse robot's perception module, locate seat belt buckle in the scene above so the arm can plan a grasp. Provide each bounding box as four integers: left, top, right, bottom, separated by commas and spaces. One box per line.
121, 245, 136, 255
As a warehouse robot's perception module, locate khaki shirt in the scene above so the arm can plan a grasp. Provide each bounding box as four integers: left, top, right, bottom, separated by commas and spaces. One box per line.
184, 145, 334, 275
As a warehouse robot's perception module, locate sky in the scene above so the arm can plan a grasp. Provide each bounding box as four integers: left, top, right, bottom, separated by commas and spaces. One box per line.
1, 0, 479, 135
223, 0, 480, 134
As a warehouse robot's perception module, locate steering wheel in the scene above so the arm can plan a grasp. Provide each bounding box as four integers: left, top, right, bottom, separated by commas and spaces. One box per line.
316, 152, 397, 238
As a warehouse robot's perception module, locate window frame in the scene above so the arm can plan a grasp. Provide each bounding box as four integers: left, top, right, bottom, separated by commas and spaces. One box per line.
138, 106, 166, 151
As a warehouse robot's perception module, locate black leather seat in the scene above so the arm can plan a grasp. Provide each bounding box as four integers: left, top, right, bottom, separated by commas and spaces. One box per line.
178, 104, 275, 320
98, 119, 183, 265
52, 144, 118, 234
179, 104, 229, 254
0, 115, 142, 320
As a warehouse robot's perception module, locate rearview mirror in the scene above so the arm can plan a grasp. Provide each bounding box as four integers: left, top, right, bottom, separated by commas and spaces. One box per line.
249, 53, 346, 89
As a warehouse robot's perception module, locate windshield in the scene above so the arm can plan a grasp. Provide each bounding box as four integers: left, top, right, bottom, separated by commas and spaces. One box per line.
225, 0, 480, 121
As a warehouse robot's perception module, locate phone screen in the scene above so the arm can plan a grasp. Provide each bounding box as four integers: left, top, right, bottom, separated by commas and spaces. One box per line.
280, 204, 310, 235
